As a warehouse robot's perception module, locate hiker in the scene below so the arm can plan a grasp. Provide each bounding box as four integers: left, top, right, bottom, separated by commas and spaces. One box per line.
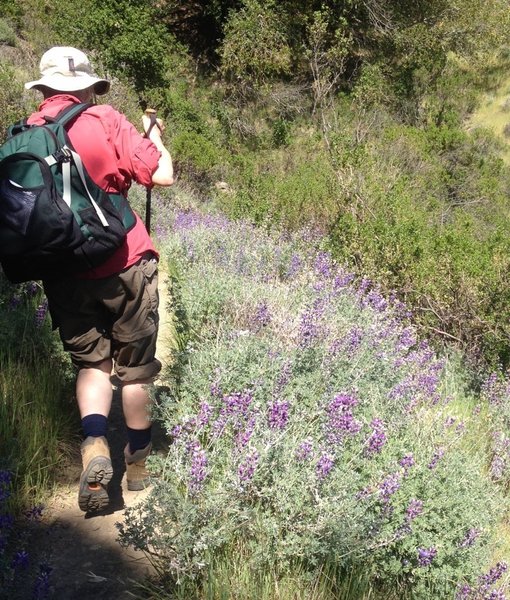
24, 46, 174, 512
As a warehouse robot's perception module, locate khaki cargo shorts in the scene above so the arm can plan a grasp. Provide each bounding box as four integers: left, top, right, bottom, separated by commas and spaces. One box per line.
43, 253, 161, 383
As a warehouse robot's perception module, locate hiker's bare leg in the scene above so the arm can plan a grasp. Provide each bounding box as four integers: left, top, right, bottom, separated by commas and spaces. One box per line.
122, 380, 153, 430
76, 359, 113, 418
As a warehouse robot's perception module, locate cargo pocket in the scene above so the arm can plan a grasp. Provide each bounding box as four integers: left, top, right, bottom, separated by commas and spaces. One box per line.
140, 255, 159, 324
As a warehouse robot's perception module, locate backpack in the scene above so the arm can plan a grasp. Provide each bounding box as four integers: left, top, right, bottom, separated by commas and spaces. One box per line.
0, 102, 136, 283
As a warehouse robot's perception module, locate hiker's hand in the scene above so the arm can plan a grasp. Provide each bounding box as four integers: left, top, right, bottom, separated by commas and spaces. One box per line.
142, 113, 164, 137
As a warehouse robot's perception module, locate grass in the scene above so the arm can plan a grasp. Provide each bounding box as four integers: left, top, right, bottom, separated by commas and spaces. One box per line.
0, 347, 75, 512
468, 75, 510, 163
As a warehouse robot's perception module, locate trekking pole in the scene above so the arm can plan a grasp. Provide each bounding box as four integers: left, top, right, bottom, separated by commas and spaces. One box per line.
144, 108, 158, 233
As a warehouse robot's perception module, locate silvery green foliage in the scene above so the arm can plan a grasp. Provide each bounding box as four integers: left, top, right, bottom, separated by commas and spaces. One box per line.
119, 209, 505, 598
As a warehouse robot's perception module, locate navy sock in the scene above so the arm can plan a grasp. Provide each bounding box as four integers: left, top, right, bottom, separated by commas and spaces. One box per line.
126, 426, 152, 453
81, 414, 108, 439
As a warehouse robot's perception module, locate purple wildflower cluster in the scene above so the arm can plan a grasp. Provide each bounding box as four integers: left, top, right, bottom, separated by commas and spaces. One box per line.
399, 453, 415, 475
417, 546, 437, 567
148, 208, 507, 595
188, 441, 208, 494
254, 300, 271, 329
459, 528, 481, 549
490, 431, 510, 482
481, 371, 508, 407
295, 438, 314, 462
379, 471, 401, 504
299, 297, 328, 348
267, 400, 290, 430
406, 499, 424, 522
0, 470, 51, 598
34, 299, 48, 328
238, 450, 259, 484
365, 418, 387, 455
457, 562, 509, 600
325, 392, 362, 443
316, 452, 335, 480
427, 446, 445, 470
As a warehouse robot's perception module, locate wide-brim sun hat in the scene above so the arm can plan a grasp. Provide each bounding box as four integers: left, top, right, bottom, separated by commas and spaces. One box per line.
25, 46, 110, 95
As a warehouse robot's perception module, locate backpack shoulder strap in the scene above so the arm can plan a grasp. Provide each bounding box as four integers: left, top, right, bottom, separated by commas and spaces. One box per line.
48, 102, 93, 128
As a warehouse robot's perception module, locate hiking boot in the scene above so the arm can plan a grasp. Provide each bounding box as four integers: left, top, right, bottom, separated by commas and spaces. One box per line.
78, 436, 113, 512
124, 443, 152, 491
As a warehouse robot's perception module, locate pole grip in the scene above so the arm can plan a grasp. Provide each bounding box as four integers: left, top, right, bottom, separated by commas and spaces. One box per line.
144, 108, 159, 138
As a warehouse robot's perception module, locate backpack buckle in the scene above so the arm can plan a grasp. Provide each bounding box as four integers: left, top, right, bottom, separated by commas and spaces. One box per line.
52, 147, 72, 163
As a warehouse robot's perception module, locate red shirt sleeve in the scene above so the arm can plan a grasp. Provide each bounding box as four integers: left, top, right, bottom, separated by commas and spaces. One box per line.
104, 107, 161, 189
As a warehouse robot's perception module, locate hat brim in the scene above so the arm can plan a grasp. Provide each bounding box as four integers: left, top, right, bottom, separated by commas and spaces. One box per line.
25, 73, 110, 96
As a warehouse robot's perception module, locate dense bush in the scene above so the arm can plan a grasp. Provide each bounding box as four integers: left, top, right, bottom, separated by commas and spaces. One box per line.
119, 208, 506, 599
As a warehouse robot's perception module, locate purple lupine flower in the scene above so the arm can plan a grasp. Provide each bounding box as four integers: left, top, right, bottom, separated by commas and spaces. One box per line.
399, 453, 415, 475
455, 584, 472, 600
491, 454, 506, 480
238, 450, 259, 484
196, 401, 213, 428
210, 379, 222, 397
333, 271, 355, 291
236, 415, 257, 448
34, 299, 48, 327
479, 562, 508, 587
459, 528, 481, 549
274, 362, 292, 394
345, 327, 363, 356
379, 472, 401, 503
299, 298, 326, 347
481, 372, 503, 405
316, 452, 335, 480
326, 393, 362, 443
170, 424, 183, 440
11, 550, 30, 570
485, 590, 506, 600
366, 418, 386, 455
444, 416, 456, 428
189, 443, 208, 493
362, 288, 388, 313
428, 447, 445, 470
224, 390, 254, 417
267, 400, 289, 430
417, 546, 437, 567
26, 282, 39, 296
286, 253, 302, 279
254, 301, 271, 328
314, 251, 333, 278
406, 499, 424, 522
396, 327, 417, 352
295, 438, 314, 461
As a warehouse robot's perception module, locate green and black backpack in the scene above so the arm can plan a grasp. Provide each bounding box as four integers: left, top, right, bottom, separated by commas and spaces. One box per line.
0, 102, 136, 283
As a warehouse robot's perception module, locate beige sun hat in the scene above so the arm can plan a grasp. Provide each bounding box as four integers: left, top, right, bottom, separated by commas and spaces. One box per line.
25, 46, 110, 95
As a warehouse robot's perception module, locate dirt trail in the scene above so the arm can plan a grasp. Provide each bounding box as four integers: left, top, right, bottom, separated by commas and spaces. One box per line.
15, 271, 173, 599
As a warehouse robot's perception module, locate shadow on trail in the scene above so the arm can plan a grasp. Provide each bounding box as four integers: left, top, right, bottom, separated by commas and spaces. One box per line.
12, 385, 170, 600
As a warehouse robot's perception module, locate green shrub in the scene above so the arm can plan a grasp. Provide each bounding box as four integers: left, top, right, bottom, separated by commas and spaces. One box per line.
119, 208, 506, 599
219, 0, 292, 90
0, 19, 16, 46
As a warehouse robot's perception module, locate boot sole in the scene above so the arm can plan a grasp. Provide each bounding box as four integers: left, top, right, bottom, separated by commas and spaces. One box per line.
78, 455, 113, 512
